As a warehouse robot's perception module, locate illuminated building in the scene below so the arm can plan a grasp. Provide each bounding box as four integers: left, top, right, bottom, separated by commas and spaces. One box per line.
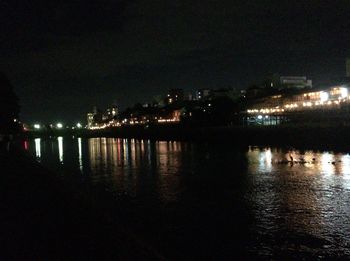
87, 113, 94, 128
279, 76, 312, 89
244, 86, 350, 125
165, 89, 184, 104
87, 106, 103, 129
247, 75, 313, 99
196, 89, 210, 100
195, 88, 240, 101
103, 105, 118, 121
172, 109, 182, 122
163, 108, 182, 123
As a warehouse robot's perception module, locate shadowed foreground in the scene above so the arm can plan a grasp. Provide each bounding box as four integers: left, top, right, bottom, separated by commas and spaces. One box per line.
0, 145, 165, 260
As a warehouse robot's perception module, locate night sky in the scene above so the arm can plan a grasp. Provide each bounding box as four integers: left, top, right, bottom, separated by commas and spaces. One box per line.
1, 0, 350, 123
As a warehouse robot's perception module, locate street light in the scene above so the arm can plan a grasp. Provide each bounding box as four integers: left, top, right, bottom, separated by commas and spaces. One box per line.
34, 124, 41, 129
56, 123, 63, 129
76, 123, 82, 128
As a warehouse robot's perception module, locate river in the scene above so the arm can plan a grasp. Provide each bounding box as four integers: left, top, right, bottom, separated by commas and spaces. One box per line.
25, 137, 350, 259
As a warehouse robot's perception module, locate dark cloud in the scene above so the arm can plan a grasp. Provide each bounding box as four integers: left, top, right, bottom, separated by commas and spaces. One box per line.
1, 0, 350, 123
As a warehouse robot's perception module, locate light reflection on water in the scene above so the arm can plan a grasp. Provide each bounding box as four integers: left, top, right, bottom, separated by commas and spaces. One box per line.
34, 138, 41, 160
247, 146, 350, 256
30, 138, 350, 257
78, 138, 83, 171
84, 138, 182, 201
58, 137, 63, 163
247, 146, 350, 178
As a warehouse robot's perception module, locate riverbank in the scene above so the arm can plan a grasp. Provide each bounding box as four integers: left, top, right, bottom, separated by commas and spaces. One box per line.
27, 124, 350, 151
0, 144, 165, 260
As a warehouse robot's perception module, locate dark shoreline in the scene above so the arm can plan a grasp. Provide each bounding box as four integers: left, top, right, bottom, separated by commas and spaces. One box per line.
26, 124, 350, 152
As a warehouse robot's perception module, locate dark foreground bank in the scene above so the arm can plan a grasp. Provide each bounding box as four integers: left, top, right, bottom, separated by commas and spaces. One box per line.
0, 144, 166, 260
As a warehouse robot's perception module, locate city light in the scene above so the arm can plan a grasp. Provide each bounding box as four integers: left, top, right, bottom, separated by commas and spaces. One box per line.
340, 87, 348, 98
34, 124, 41, 129
247, 108, 285, 114
320, 92, 329, 102
56, 123, 63, 129
247, 86, 350, 115
157, 118, 179, 123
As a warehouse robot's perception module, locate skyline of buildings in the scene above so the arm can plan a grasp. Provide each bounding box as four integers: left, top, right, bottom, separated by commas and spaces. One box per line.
25, 58, 350, 129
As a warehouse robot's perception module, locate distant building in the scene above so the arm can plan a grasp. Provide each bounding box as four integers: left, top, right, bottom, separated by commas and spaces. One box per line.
87, 106, 103, 129
87, 113, 95, 128
244, 86, 350, 125
210, 88, 239, 100
246, 85, 273, 99
196, 89, 211, 100
156, 108, 183, 123
246, 86, 349, 116
172, 109, 182, 121
186, 92, 194, 101
93, 106, 98, 114
103, 105, 118, 121
165, 88, 184, 104
279, 76, 312, 89
195, 88, 240, 101
346, 57, 350, 78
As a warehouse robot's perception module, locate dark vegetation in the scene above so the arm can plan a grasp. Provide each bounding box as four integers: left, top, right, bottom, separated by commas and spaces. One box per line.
0, 72, 20, 134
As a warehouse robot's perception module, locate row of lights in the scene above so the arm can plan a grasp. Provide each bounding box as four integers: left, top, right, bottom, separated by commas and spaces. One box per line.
247, 108, 285, 114
247, 87, 349, 114
88, 116, 181, 130
33, 123, 82, 130
157, 118, 179, 123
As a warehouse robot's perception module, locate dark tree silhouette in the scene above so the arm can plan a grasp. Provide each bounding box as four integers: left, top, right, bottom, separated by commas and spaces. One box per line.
0, 72, 20, 133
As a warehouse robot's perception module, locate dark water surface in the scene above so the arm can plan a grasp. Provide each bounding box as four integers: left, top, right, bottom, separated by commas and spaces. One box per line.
26, 137, 350, 259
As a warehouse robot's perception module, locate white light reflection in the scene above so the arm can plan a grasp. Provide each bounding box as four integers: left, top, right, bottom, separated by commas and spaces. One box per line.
123, 139, 129, 163
260, 148, 272, 172
341, 154, 350, 179
78, 138, 83, 171
321, 152, 335, 176
265, 148, 272, 164
302, 151, 317, 168
246, 147, 274, 173
34, 138, 41, 160
58, 137, 64, 163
